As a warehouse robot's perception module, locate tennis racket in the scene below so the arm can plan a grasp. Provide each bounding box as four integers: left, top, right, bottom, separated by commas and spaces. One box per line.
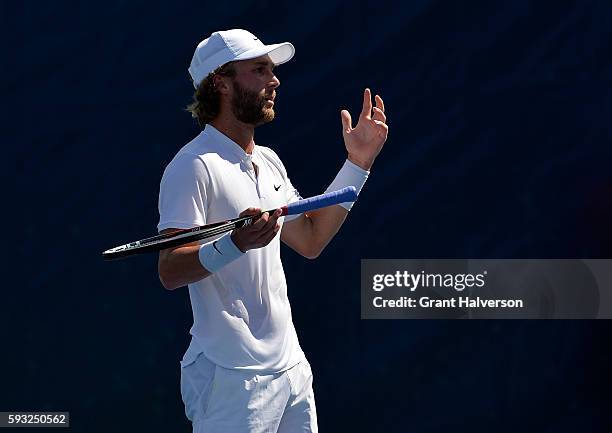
102, 186, 357, 260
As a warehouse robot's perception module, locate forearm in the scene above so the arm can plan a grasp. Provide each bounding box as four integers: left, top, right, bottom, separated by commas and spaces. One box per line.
282, 204, 348, 259
158, 245, 211, 290
282, 158, 369, 258
158, 211, 280, 290
307, 158, 368, 254
307, 205, 349, 256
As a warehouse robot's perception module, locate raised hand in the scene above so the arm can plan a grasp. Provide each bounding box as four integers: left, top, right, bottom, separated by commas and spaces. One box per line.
340, 88, 388, 170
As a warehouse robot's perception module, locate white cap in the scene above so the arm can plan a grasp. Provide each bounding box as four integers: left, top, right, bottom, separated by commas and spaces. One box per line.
188, 29, 295, 88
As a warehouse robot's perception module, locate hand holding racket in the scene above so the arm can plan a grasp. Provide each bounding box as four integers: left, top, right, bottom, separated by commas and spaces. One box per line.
230, 207, 284, 253
102, 187, 357, 260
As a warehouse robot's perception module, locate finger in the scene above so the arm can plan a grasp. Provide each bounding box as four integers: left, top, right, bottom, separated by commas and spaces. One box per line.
375, 94, 385, 113
340, 110, 352, 134
360, 88, 372, 119
239, 207, 261, 217
251, 211, 270, 230
372, 106, 386, 123
373, 120, 389, 135
254, 222, 281, 246
260, 209, 280, 232
248, 208, 281, 234
257, 209, 281, 233
252, 220, 277, 244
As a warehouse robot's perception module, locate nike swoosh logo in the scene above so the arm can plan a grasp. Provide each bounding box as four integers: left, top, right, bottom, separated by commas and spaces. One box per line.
213, 241, 223, 255
274, 184, 281, 191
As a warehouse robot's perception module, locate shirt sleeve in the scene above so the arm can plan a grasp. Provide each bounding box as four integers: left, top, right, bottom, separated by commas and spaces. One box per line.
157, 153, 209, 232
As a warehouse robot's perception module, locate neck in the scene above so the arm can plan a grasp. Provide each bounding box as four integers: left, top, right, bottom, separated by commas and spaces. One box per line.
210, 116, 255, 154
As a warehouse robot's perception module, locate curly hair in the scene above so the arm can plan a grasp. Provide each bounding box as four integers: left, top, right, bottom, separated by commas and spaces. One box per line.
186, 62, 237, 126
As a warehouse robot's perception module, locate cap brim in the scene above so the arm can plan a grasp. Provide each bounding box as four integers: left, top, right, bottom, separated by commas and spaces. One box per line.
234, 42, 295, 66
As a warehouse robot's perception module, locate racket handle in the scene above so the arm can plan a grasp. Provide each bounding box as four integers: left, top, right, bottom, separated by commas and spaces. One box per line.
281, 187, 358, 216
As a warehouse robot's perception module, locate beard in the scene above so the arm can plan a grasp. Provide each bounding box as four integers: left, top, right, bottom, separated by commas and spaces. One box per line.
230, 80, 275, 126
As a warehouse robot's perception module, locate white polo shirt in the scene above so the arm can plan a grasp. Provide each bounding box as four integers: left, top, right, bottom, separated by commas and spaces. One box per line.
158, 124, 305, 372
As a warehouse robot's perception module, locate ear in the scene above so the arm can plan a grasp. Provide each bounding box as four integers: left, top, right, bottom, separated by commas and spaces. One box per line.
213, 74, 231, 95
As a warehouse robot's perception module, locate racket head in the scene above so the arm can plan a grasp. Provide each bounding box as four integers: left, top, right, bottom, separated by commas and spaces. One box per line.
102, 220, 238, 260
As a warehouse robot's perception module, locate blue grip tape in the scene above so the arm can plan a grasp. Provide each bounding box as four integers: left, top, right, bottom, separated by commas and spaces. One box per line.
286, 187, 358, 215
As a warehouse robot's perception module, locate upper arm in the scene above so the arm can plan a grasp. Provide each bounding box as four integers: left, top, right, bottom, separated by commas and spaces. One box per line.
157, 155, 209, 282
157, 153, 209, 232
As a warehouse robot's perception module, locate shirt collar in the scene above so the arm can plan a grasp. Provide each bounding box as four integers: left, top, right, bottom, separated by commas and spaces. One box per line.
203, 124, 255, 164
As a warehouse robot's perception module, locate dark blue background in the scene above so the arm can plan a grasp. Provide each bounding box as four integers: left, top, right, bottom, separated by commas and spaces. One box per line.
4, 1, 612, 432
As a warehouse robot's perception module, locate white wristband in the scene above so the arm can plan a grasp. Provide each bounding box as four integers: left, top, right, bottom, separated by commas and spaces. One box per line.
198, 232, 245, 273
324, 159, 369, 211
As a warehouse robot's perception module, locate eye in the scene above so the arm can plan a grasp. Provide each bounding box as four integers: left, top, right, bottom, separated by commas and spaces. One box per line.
255, 66, 265, 73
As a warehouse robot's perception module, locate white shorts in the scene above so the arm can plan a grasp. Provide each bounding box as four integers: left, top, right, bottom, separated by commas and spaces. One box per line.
180, 353, 318, 433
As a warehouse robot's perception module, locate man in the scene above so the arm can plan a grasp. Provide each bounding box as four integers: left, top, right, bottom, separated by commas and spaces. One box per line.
157, 29, 388, 433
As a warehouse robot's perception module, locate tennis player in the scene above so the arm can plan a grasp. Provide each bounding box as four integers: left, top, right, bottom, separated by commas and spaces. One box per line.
157, 29, 387, 433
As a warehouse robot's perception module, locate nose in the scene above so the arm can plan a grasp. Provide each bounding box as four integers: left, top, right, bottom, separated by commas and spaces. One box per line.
269, 72, 280, 89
